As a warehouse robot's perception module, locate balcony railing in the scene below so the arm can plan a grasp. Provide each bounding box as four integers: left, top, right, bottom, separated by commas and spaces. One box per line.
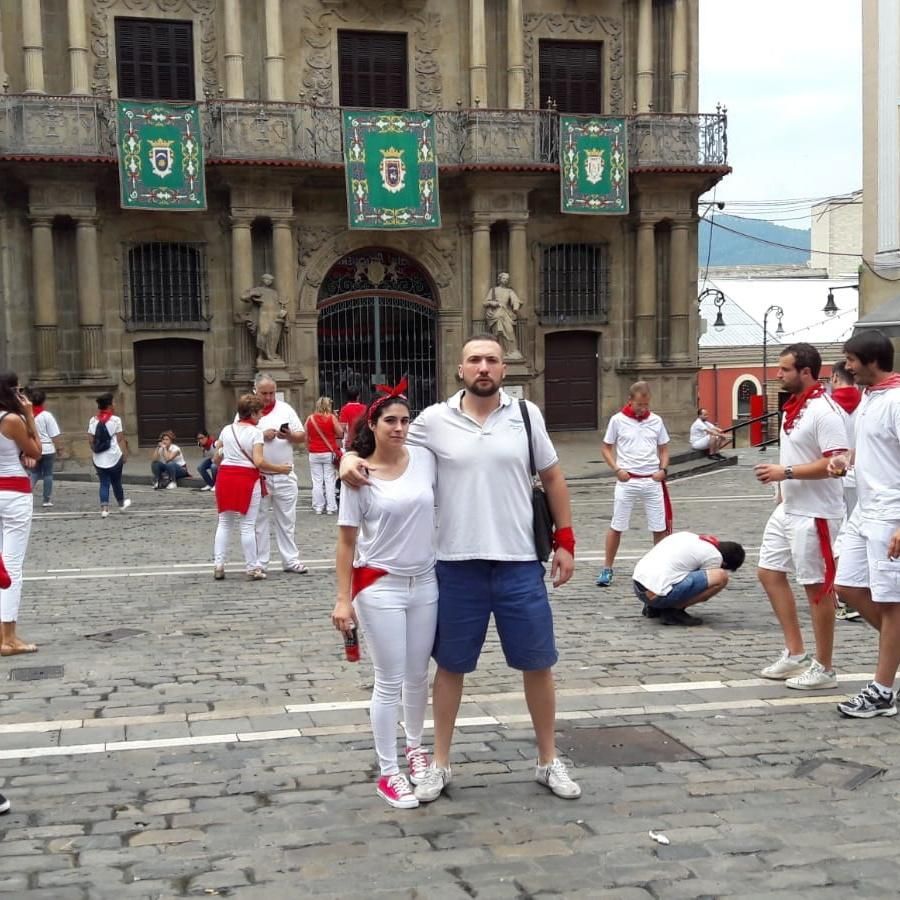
0, 95, 728, 170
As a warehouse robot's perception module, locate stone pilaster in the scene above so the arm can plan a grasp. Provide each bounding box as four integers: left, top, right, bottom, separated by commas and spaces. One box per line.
671, 0, 689, 113
76, 217, 105, 376
635, 220, 656, 363
471, 219, 491, 322
230, 216, 255, 378
30, 216, 58, 378
264, 0, 285, 102
469, 0, 487, 105
507, 0, 525, 109
67, 0, 89, 94
636, 0, 653, 113
508, 219, 528, 314
22, 0, 46, 93
224, 0, 245, 99
272, 217, 295, 368
669, 221, 691, 362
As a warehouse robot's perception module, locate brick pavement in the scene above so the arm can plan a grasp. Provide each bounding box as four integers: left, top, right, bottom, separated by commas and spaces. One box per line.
1, 454, 898, 898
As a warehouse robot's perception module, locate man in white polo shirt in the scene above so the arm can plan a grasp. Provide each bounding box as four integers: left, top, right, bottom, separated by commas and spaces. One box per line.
829, 330, 900, 717
253, 373, 309, 575
754, 343, 848, 690
596, 381, 670, 587
340, 335, 579, 802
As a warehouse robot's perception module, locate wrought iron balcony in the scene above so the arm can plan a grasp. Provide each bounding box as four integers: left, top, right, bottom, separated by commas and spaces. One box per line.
0, 94, 728, 170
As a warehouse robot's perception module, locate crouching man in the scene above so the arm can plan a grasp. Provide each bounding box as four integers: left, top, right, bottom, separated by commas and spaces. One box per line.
632, 531, 746, 626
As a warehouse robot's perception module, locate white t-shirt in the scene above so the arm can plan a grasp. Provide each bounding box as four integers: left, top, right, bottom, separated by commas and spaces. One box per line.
34, 410, 60, 455
256, 400, 303, 468
779, 393, 847, 520
88, 415, 123, 469
853, 386, 900, 521
337, 446, 437, 576
219, 423, 263, 468
689, 417, 713, 447
603, 411, 670, 475
406, 390, 558, 561
632, 531, 723, 596
155, 443, 186, 467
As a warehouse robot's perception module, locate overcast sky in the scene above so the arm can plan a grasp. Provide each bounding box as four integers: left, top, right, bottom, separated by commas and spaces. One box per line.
699, 0, 862, 217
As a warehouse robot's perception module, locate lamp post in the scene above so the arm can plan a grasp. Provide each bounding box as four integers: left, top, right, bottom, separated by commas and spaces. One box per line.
761, 304, 784, 448
824, 284, 859, 317
698, 287, 727, 331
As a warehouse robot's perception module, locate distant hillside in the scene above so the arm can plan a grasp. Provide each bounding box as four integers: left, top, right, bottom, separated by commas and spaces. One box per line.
698, 214, 810, 266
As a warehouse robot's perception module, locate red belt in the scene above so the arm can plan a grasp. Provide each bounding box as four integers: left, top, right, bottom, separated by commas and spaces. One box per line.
351, 566, 389, 600
626, 473, 673, 535
0, 476, 31, 494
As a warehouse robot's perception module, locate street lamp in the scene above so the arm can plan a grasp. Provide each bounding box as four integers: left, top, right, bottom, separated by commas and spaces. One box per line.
761, 305, 784, 446
824, 284, 859, 318
698, 287, 727, 331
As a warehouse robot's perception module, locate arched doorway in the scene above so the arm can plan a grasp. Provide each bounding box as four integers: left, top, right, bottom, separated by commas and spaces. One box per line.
317, 249, 438, 416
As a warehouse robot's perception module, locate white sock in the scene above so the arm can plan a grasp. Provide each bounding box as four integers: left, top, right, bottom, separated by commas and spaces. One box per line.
873, 681, 894, 697
788, 651, 807, 662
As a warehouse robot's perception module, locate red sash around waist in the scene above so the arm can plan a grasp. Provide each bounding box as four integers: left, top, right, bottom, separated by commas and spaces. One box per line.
351, 566, 389, 600
215, 465, 266, 514
0, 476, 32, 494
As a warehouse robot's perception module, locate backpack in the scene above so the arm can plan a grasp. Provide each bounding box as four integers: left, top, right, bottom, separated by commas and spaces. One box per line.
92, 419, 112, 453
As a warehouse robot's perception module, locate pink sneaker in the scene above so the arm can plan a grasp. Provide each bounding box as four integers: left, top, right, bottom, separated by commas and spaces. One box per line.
376, 773, 419, 809
405, 745, 431, 785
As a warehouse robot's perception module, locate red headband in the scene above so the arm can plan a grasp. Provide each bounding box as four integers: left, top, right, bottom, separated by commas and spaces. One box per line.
368, 377, 409, 424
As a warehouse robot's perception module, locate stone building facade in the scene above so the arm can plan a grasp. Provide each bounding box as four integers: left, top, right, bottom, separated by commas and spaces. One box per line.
0, 0, 727, 455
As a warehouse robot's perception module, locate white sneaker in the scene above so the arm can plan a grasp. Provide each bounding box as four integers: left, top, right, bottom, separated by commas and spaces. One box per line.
42, 501, 52, 508
165, 481, 177, 490
100, 508, 109, 518
414, 764, 452, 803
535, 758, 581, 799
119, 499, 132, 511
760, 649, 810, 680
200, 485, 212, 492
785, 659, 838, 691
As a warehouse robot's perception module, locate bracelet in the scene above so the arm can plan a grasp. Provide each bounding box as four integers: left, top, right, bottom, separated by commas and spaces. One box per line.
552, 526, 576, 556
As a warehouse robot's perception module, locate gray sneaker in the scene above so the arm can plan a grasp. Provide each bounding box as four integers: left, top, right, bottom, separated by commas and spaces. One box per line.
413, 764, 451, 803
760, 649, 809, 680
535, 758, 581, 799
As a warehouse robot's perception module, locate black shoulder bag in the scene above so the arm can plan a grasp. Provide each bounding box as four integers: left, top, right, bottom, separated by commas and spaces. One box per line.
519, 399, 555, 562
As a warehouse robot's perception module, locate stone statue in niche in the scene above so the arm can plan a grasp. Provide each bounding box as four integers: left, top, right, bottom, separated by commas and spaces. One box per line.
483, 272, 524, 361
241, 274, 288, 363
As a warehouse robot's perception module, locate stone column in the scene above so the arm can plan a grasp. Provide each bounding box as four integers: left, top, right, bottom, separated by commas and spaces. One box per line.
636, 0, 653, 113
469, 0, 487, 106
224, 0, 245, 99
75, 217, 105, 376
669, 221, 691, 361
273, 217, 295, 366
230, 217, 253, 317
471, 220, 491, 322
671, 0, 689, 113
508, 220, 528, 311
22, 0, 46, 94
0, 5, 8, 88
30, 217, 58, 378
67, 0, 89, 94
507, 0, 525, 109
635, 221, 656, 363
264, 0, 285, 102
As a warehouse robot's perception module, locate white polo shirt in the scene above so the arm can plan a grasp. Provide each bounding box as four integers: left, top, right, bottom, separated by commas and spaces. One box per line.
406, 389, 558, 561
256, 400, 303, 468
779, 393, 847, 520
603, 411, 669, 475
34, 410, 61, 455
853, 386, 900, 521
632, 531, 722, 596
689, 417, 713, 447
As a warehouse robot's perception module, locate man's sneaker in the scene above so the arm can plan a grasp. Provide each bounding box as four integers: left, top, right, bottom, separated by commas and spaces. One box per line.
166, 481, 177, 490
100, 508, 109, 518
0, 555, 10, 590
0, 793, 9, 814
595, 567, 614, 587
376, 773, 419, 809
836, 604, 861, 621
405, 746, 431, 785
414, 764, 452, 803
42, 501, 52, 508
641, 603, 660, 619
838, 683, 898, 718
785, 659, 838, 691
283, 561, 310, 574
200, 485, 213, 492
760, 649, 810, 680
660, 608, 703, 627
119, 499, 132, 512
535, 758, 581, 799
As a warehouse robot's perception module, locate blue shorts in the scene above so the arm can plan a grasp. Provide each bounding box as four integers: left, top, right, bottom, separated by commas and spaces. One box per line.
433, 560, 558, 674
633, 569, 709, 610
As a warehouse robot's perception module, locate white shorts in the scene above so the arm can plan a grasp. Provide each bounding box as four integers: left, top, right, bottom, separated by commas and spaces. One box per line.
691, 436, 711, 451
835, 509, 900, 604
610, 477, 666, 533
758, 504, 841, 585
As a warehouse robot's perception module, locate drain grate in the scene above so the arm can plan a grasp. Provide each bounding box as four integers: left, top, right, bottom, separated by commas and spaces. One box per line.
557, 723, 702, 767
9, 665, 64, 682
795, 758, 884, 791
86, 628, 147, 643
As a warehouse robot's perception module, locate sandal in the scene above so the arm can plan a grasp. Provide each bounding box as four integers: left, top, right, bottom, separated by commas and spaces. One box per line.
248, 568, 267, 581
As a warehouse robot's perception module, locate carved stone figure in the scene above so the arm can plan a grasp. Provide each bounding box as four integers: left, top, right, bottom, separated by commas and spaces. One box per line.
483, 272, 523, 361
241, 274, 288, 363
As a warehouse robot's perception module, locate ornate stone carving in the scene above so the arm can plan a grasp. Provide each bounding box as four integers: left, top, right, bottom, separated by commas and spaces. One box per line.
91, 0, 219, 96
297, 225, 344, 286
523, 14, 624, 114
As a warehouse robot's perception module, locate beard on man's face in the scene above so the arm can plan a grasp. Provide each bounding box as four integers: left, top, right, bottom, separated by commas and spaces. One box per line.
464, 374, 501, 397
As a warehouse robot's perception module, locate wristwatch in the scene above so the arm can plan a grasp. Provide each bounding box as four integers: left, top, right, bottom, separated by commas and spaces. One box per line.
784, 465, 794, 480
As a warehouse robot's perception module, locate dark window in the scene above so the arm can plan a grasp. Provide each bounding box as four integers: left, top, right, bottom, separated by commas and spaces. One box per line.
539, 244, 609, 324
652, 0, 674, 112
339, 30, 408, 108
737, 379, 758, 418
116, 18, 195, 100
126, 243, 208, 330
539, 40, 603, 114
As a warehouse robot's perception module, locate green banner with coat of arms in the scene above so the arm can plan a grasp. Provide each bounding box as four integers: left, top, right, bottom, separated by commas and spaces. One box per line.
117, 101, 206, 210
560, 116, 628, 214
342, 110, 440, 229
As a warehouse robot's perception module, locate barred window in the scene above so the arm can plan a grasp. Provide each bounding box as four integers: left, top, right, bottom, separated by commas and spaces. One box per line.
125, 242, 209, 330
539, 244, 609, 323
737, 379, 757, 418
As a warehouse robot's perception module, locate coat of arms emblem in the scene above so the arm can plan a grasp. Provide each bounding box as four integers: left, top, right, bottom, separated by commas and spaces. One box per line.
379, 147, 406, 194
149, 139, 175, 178
583, 147, 605, 185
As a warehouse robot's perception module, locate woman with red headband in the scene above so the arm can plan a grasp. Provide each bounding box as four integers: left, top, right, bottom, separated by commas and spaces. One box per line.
331, 380, 438, 810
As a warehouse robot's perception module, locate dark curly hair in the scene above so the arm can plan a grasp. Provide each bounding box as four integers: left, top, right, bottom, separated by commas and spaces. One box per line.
350, 397, 411, 459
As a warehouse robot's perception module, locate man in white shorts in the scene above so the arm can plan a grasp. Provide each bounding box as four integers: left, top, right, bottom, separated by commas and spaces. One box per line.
754, 343, 848, 690
596, 381, 670, 587
830, 330, 900, 717
689, 408, 729, 459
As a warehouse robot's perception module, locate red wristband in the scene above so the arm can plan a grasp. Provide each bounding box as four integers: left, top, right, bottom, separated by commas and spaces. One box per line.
552, 526, 576, 556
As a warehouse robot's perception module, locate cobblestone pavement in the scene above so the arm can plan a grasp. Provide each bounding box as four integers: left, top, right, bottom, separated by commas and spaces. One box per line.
1, 452, 898, 898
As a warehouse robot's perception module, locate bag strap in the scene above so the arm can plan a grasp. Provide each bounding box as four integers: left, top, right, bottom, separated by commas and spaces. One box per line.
309, 415, 339, 455
230, 424, 257, 467
518, 399, 537, 479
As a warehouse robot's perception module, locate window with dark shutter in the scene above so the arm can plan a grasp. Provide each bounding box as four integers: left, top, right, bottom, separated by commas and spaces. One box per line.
116, 18, 195, 101
339, 31, 408, 108
539, 244, 609, 323
538, 40, 603, 114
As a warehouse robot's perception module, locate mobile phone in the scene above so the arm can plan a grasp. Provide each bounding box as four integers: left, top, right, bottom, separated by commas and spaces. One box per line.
279, 422, 290, 434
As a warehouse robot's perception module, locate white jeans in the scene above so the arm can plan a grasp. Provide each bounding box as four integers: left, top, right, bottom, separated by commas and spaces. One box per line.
255, 471, 300, 569
308, 452, 337, 513
355, 570, 438, 776
214, 482, 261, 571
0, 491, 33, 621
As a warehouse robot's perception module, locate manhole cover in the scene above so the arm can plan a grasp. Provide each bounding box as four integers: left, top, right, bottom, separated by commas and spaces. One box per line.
86, 628, 147, 643
557, 724, 701, 767
9, 665, 64, 682
795, 758, 884, 791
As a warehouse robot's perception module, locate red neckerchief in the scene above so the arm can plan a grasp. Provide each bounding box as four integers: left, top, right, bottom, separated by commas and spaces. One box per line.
621, 403, 650, 421
699, 534, 719, 548
830, 386, 861, 415
201, 436, 215, 450
32, 405, 45, 417
866, 373, 900, 393
96, 410, 113, 424
367, 377, 409, 425
782, 383, 825, 434
260, 402, 276, 416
